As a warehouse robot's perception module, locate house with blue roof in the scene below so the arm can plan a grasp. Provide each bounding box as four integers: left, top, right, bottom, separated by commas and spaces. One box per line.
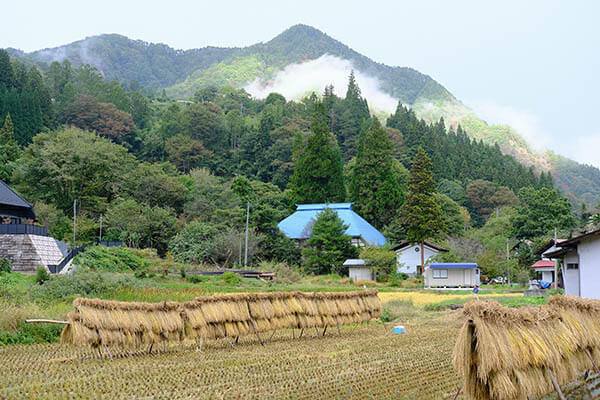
424, 263, 481, 288
277, 203, 386, 247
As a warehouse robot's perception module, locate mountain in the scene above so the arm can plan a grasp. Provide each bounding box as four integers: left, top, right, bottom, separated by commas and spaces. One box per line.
9, 25, 600, 207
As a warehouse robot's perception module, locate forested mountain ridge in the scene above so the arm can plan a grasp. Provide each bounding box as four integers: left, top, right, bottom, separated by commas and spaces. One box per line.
6, 24, 600, 207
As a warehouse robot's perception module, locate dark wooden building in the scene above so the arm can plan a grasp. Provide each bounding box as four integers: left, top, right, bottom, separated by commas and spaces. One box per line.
0, 179, 36, 225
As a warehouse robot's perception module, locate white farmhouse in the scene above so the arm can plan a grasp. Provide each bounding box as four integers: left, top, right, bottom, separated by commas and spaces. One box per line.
392, 241, 447, 276
546, 228, 600, 300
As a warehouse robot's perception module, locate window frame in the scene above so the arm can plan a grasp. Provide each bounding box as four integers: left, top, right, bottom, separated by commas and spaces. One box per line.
432, 269, 448, 279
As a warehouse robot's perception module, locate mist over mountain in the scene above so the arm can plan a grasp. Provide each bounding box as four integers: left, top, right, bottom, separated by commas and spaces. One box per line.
11, 24, 600, 207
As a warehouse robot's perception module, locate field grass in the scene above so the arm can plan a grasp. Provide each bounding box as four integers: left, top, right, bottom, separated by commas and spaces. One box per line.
378, 291, 524, 308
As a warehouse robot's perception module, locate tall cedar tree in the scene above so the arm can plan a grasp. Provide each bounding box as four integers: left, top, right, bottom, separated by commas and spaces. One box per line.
400, 147, 445, 267
302, 208, 358, 275
338, 71, 370, 159
288, 102, 346, 204
350, 118, 403, 229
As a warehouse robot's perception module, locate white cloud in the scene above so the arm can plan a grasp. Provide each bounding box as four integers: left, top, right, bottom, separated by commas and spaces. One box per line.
568, 134, 600, 169
470, 101, 546, 151
243, 54, 398, 113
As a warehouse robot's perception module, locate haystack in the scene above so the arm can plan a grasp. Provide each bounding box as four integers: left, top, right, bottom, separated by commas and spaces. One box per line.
453, 296, 600, 400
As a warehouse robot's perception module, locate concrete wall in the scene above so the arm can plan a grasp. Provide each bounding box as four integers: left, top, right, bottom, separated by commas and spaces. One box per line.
349, 267, 374, 282
424, 268, 478, 288
397, 245, 439, 275
0, 234, 64, 272
579, 237, 600, 300
562, 250, 580, 297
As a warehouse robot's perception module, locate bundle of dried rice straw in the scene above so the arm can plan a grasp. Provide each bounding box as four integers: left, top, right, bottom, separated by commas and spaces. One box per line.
61, 290, 382, 348
453, 295, 600, 400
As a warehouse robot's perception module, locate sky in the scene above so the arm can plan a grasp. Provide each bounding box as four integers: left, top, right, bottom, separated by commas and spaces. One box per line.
3, 0, 599, 167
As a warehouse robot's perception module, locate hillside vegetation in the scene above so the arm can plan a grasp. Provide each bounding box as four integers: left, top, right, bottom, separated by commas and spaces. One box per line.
8, 24, 599, 207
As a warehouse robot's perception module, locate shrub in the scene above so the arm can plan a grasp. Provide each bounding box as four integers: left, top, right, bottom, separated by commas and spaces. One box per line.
179, 267, 186, 278
35, 267, 50, 285
258, 260, 302, 284
221, 271, 241, 285
0, 258, 11, 273
31, 270, 143, 300
74, 246, 149, 272
388, 272, 408, 287
186, 274, 204, 284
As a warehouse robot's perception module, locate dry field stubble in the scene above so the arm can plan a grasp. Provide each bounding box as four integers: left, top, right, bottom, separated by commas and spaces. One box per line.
1, 312, 466, 400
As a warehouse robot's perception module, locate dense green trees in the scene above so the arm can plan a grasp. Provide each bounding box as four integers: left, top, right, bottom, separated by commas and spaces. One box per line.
350, 118, 404, 229
287, 103, 346, 204
510, 187, 576, 239
302, 208, 358, 275
13, 127, 136, 214
400, 148, 445, 267
0, 52, 585, 272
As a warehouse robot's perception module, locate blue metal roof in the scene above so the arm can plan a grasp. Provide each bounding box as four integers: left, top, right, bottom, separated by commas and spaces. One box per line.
278, 203, 387, 246
430, 263, 478, 269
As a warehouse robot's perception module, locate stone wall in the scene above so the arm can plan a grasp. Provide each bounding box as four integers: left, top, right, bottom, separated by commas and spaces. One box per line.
0, 234, 65, 272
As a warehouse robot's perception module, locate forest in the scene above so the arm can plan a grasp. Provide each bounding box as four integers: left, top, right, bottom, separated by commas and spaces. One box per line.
0, 48, 593, 280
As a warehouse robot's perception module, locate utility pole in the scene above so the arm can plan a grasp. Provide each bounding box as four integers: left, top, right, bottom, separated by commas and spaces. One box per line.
73, 199, 77, 244
244, 201, 250, 268
99, 215, 103, 242
506, 239, 511, 286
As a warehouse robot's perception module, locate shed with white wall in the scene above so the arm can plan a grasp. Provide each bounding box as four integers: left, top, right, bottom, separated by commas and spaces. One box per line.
424, 263, 480, 288
343, 259, 374, 282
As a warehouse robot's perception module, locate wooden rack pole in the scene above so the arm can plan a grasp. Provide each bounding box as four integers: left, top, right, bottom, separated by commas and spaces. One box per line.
547, 369, 566, 400
25, 319, 68, 325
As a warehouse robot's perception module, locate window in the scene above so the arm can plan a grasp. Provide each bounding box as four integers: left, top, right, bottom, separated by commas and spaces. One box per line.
351, 238, 365, 247
433, 269, 448, 279
566, 263, 579, 270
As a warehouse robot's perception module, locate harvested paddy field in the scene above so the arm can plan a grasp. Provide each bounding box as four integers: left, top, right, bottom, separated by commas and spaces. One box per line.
2, 291, 596, 399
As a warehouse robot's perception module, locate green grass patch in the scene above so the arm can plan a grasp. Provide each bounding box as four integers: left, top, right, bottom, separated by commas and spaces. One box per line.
423, 295, 548, 311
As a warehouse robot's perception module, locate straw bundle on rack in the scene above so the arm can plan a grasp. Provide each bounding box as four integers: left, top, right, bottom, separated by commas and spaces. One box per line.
61, 298, 184, 348
453, 296, 600, 400
61, 290, 382, 348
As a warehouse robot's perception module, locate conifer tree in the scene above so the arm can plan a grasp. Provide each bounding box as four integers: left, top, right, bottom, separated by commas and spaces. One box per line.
302, 208, 358, 274
287, 102, 346, 204
399, 147, 445, 268
0, 50, 13, 89
0, 114, 20, 181
350, 118, 403, 229
338, 71, 370, 159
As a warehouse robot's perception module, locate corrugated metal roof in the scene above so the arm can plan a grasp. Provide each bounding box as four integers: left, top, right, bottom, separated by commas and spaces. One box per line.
343, 259, 366, 266
278, 203, 387, 246
0, 179, 33, 209
430, 263, 478, 269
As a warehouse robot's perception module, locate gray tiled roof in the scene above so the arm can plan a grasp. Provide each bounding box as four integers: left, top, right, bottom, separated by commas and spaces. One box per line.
0, 179, 33, 209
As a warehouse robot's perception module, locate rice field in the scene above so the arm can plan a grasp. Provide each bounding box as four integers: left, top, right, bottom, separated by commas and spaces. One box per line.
1, 317, 466, 400
378, 290, 523, 307
2, 291, 596, 399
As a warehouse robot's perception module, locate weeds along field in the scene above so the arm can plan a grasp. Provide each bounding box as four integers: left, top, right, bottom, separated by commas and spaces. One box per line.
1, 314, 466, 400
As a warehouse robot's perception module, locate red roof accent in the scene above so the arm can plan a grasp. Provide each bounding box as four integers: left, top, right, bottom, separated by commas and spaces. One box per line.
531, 260, 555, 268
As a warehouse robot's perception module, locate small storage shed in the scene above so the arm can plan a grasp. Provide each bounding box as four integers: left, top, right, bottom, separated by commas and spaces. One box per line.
424, 263, 480, 288
343, 259, 374, 282
392, 241, 448, 276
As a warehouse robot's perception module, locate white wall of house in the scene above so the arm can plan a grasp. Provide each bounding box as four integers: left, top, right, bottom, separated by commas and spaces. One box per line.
562, 251, 580, 297
579, 237, 600, 300
397, 245, 439, 275
424, 268, 479, 288
349, 267, 374, 282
